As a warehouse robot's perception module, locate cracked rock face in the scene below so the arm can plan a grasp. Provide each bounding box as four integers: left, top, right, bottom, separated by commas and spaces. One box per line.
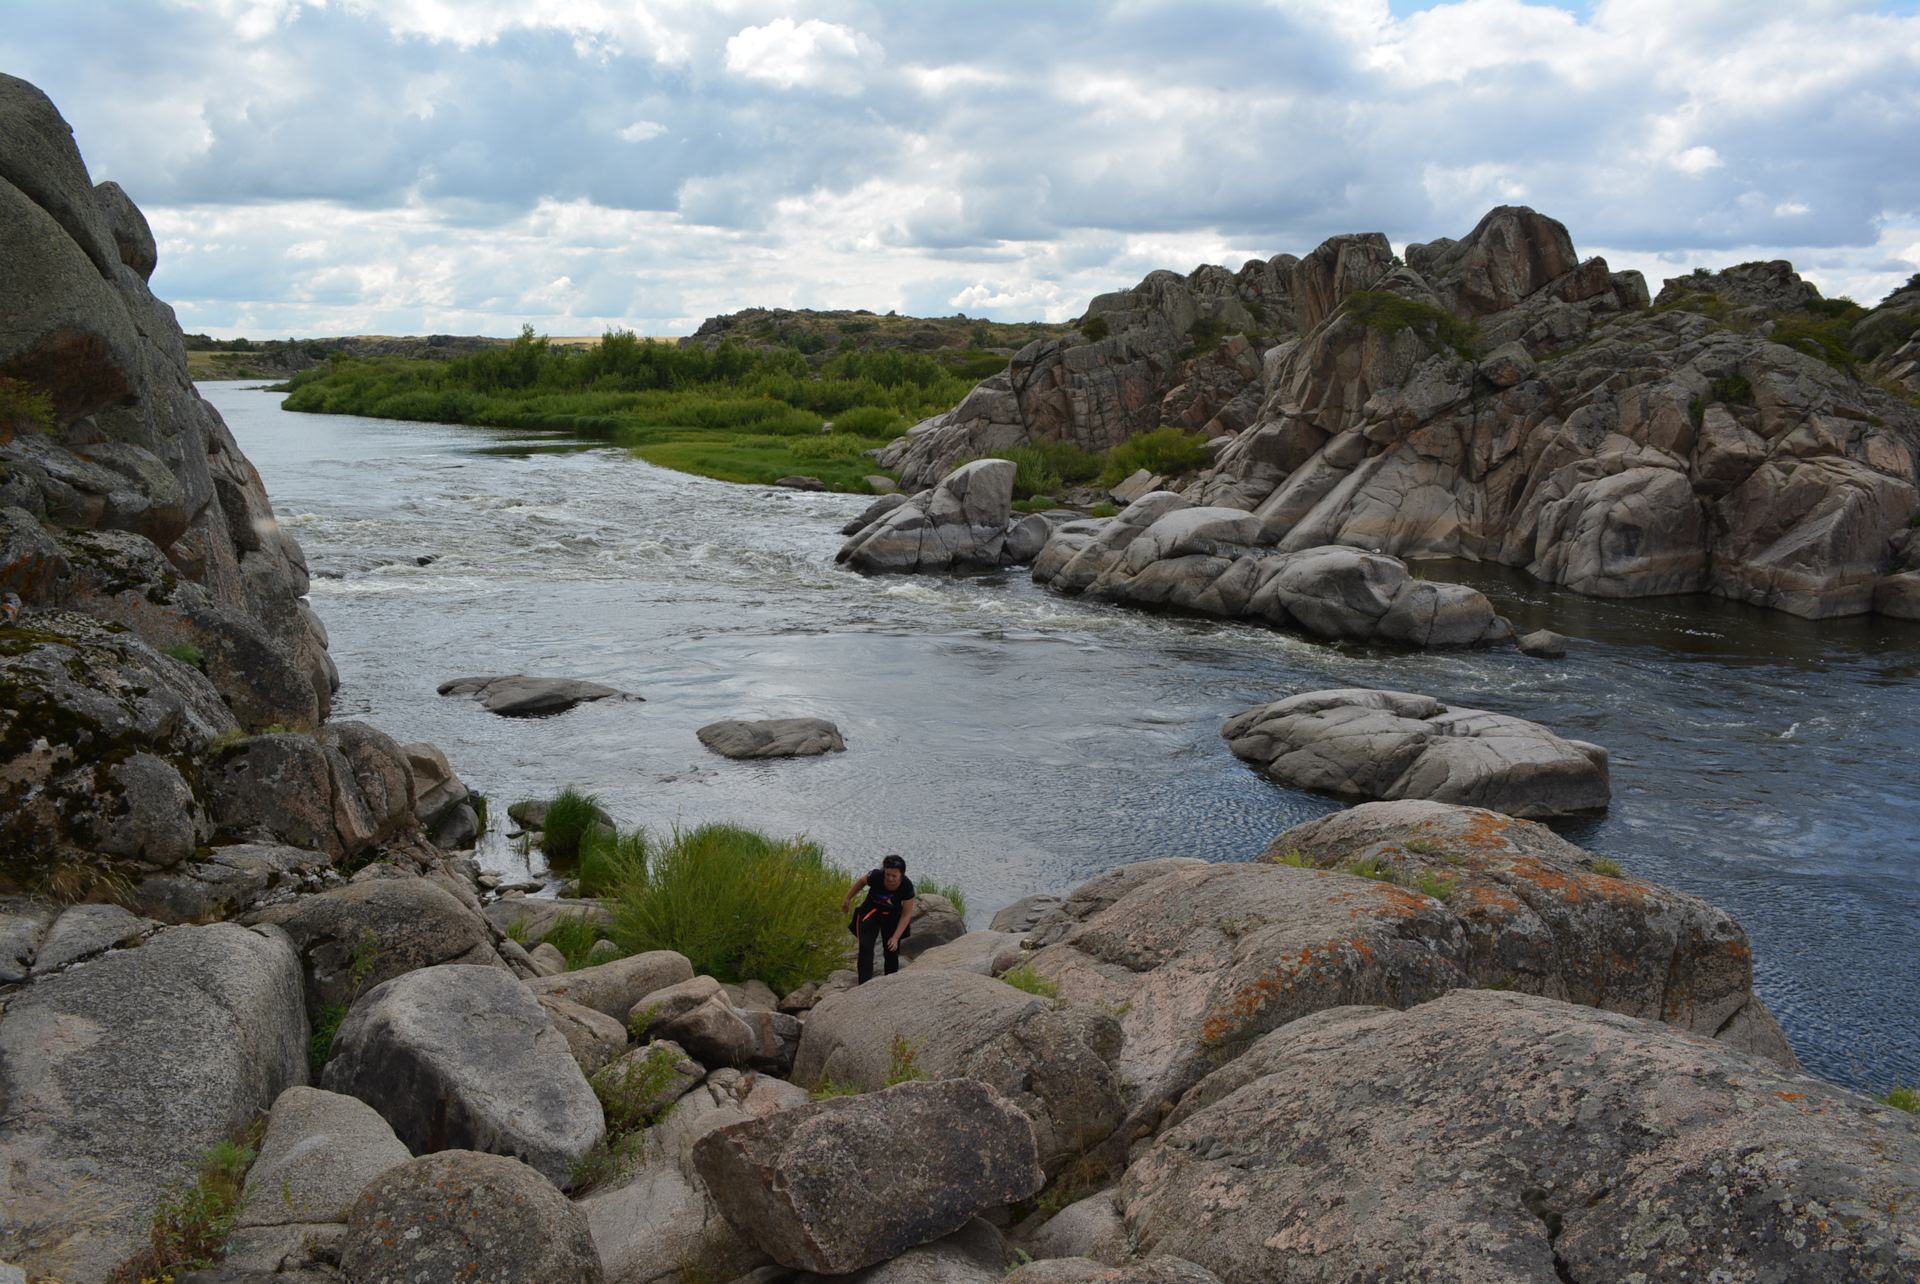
1122, 990, 1920, 1284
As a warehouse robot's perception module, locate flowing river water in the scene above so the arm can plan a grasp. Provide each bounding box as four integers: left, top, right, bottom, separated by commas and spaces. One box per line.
202, 381, 1920, 1093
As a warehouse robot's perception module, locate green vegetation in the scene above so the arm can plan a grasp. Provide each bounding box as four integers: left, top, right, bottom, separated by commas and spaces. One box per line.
277, 327, 1010, 491
469, 790, 488, 831
543, 912, 613, 970
1264, 847, 1314, 869
1076, 316, 1111, 342
1879, 1085, 1918, 1113
999, 964, 1059, 1000
1771, 301, 1866, 372
607, 822, 853, 992
1590, 856, 1624, 878
1414, 870, 1458, 903
918, 879, 968, 920
541, 786, 605, 865
162, 643, 205, 670
1178, 317, 1231, 360
309, 927, 381, 1074
1101, 427, 1212, 485
1341, 290, 1480, 359
593, 1043, 688, 1133
885, 1033, 925, 1085
1344, 854, 1397, 882
808, 1078, 866, 1100
0, 377, 54, 434
975, 439, 1106, 502
566, 1129, 649, 1196
113, 1135, 258, 1282
1709, 375, 1754, 406
578, 825, 649, 898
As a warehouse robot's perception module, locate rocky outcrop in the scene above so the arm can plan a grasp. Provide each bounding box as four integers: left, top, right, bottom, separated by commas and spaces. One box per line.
839, 459, 1049, 573
1021, 802, 1794, 1161
0, 922, 307, 1283
880, 202, 1918, 621
697, 717, 847, 759
692, 1079, 1046, 1274
340, 1150, 603, 1284
1222, 688, 1609, 817
320, 963, 606, 1185
1123, 991, 1920, 1284
793, 969, 1123, 1174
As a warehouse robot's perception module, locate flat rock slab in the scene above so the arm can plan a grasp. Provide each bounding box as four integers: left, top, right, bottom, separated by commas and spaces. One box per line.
341, 1150, 603, 1284
693, 1078, 1045, 1274
1222, 687, 1609, 818
321, 963, 605, 1185
30, 901, 156, 973
1124, 991, 1920, 1284
697, 718, 846, 759
239, 1086, 411, 1226
438, 674, 639, 717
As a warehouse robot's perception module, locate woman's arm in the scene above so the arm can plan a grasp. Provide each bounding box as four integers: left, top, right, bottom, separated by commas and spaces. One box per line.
888, 897, 916, 950
841, 873, 869, 913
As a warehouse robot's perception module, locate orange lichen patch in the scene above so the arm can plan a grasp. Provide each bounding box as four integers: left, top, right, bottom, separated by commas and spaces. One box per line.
1504, 854, 1656, 909
1199, 940, 1367, 1048
1778, 1092, 1804, 1100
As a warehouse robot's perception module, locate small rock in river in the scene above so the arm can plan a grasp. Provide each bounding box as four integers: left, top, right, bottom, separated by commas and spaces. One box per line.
438, 674, 639, 717
1517, 628, 1568, 658
697, 718, 846, 759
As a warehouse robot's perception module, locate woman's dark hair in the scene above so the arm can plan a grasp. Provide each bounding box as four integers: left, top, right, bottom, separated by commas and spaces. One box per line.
882, 854, 907, 871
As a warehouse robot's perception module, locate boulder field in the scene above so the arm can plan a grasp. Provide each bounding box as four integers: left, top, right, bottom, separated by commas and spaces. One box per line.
864, 208, 1919, 624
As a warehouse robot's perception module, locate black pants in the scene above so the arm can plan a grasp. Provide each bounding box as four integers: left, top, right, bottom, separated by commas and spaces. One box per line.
856, 914, 901, 983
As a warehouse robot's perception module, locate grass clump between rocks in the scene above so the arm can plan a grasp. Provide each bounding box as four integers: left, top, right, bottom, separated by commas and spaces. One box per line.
1342, 289, 1480, 359
111, 1133, 259, 1283
1000, 964, 1059, 1000
1100, 427, 1212, 486
607, 822, 853, 993
578, 825, 649, 897
918, 879, 968, 920
541, 786, 604, 864
1879, 1086, 1918, 1113
885, 1034, 925, 1086
1591, 856, 1624, 878
161, 643, 204, 669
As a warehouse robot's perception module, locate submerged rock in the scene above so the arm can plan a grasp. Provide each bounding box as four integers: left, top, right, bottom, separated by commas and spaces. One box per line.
697, 717, 847, 759
1221, 687, 1609, 817
438, 673, 639, 716
1123, 991, 1920, 1284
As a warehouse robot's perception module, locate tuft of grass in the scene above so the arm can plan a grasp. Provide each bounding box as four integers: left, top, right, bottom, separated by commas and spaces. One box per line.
579, 825, 649, 898
566, 1129, 648, 1197
541, 786, 604, 865
607, 822, 854, 993
505, 918, 529, 945
788, 433, 892, 462
1344, 854, 1398, 882
1341, 289, 1480, 359
309, 1003, 347, 1078
919, 879, 967, 921
1414, 870, 1458, 903
885, 1033, 925, 1086
543, 911, 612, 971
592, 1043, 689, 1134
809, 1078, 866, 1100
468, 790, 488, 831
1590, 856, 1624, 878
1088, 503, 1119, 518
0, 376, 55, 434
1403, 838, 1438, 854
1000, 964, 1059, 1000
1100, 427, 1212, 485
111, 1137, 258, 1282
162, 643, 205, 670
1879, 1086, 1918, 1113
1264, 847, 1314, 868
1709, 375, 1754, 405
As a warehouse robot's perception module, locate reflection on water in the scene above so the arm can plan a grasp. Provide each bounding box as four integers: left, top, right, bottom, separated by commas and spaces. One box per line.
203, 382, 1920, 1094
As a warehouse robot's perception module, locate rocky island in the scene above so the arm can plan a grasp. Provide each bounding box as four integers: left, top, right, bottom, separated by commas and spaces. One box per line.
3, 69, 1920, 1284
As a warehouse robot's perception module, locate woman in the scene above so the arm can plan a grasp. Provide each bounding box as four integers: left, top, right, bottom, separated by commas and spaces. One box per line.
842, 854, 916, 983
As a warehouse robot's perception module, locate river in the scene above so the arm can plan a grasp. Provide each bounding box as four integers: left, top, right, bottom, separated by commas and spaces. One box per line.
202, 381, 1920, 1094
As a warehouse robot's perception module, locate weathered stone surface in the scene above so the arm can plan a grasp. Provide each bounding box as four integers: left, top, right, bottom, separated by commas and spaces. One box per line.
692, 1079, 1046, 1274
340, 1150, 603, 1284
805, 1220, 1011, 1284
1877, 569, 1920, 618
132, 842, 337, 924
697, 718, 847, 759
1123, 991, 1920, 1284
591, 1040, 706, 1133
794, 969, 1122, 1174
906, 930, 1024, 977
529, 940, 568, 975
221, 1220, 344, 1276
239, 1086, 411, 1227
899, 891, 966, 958
645, 983, 761, 1068
438, 673, 637, 716
484, 895, 618, 947
1026, 803, 1793, 1159
842, 492, 911, 535
1019, 1190, 1126, 1266
314, 720, 414, 840
0, 923, 306, 1283
0, 896, 56, 982
28, 901, 155, 973
1222, 688, 1609, 818
988, 895, 1062, 936
540, 992, 631, 1074
1516, 627, 1567, 658
252, 877, 506, 1015
205, 731, 377, 860
321, 964, 605, 1185
525, 948, 692, 1022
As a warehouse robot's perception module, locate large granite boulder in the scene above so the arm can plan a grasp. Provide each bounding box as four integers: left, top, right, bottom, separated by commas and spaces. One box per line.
815, 1219, 1013, 1284
484, 895, 618, 947
793, 969, 1123, 1174
251, 876, 508, 1016
838, 459, 1024, 573
0, 923, 307, 1283
1222, 687, 1610, 818
691, 1078, 1046, 1274
1123, 991, 1920, 1284
1023, 803, 1794, 1160
526, 948, 692, 1023
320, 964, 605, 1185
340, 1150, 603, 1284
238, 1086, 410, 1227
131, 841, 337, 925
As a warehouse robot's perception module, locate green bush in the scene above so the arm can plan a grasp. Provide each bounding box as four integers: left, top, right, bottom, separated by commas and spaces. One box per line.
1880, 1085, 1918, 1113
1000, 447, 1062, 500
1178, 317, 1230, 360
1709, 375, 1753, 406
542, 787, 604, 865
832, 405, 906, 437
1100, 427, 1212, 485
0, 376, 54, 434
543, 912, 609, 970
788, 434, 886, 462
607, 823, 853, 993
1076, 316, 1110, 342
1341, 290, 1479, 359
1770, 312, 1862, 372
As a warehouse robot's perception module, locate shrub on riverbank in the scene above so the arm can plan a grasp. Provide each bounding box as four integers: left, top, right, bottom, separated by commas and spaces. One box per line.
606, 822, 853, 993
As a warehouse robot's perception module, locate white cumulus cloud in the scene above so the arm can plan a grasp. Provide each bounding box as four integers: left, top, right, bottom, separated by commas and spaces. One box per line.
724, 18, 882, 93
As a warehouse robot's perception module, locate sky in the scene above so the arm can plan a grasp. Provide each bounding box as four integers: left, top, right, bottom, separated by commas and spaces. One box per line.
4, 0, 1919, 338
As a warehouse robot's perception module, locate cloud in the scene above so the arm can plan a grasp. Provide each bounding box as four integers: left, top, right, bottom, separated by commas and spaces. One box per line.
2, 0, 1916, 337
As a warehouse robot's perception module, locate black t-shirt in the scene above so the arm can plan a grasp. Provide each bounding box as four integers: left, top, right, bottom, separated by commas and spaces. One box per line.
858, 871, 916, 925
